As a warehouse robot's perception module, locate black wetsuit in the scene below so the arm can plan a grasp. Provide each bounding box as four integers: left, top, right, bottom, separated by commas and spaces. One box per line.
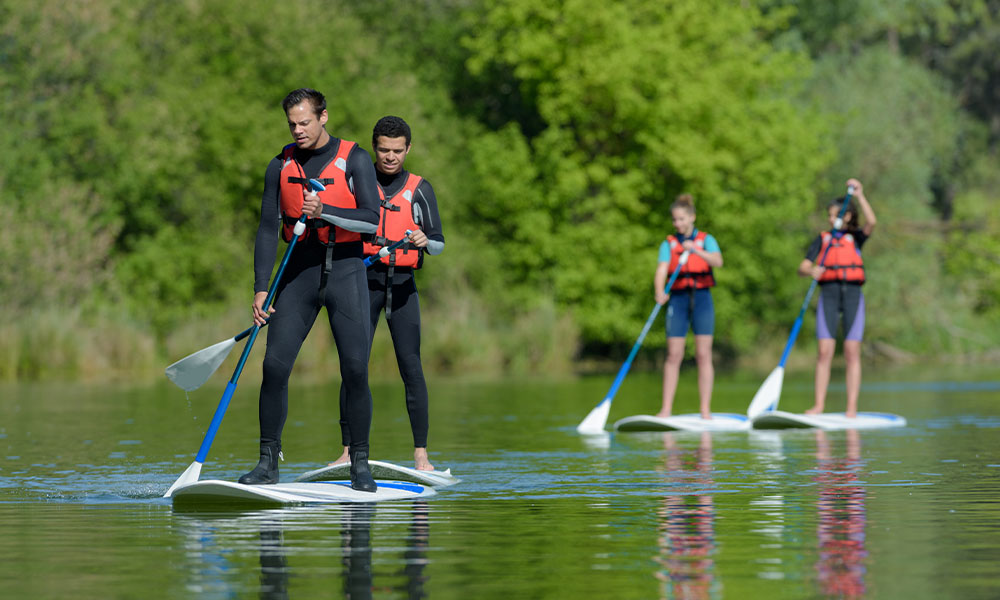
340, 168, 445, 449
253, 137, 380, 453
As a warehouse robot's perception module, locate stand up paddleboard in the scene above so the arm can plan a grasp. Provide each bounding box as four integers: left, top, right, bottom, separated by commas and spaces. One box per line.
295, 460, 460, 487
613, 413, 751, 432
170, 480, 436, 505
751, 410, 906, 430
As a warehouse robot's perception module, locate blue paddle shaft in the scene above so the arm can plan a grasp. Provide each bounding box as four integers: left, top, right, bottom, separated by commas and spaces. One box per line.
362, 230, 413, 267
189, 178, 323, 465
601, 252, 690, 402
777, 186, 854, 368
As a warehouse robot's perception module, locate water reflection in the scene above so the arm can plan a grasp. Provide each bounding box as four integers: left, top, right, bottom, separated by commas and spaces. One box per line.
813, 429, 867, 599
173, 501, 430, 599
655, 432, 719, 600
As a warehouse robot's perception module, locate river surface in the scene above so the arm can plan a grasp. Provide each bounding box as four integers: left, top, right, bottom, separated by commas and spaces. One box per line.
1, 366, 998, 599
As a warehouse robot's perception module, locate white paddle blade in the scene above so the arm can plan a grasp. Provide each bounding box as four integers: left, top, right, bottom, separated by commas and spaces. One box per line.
165, 337, 237, 392
163, 460, 202, 498
577, 399, 612, 435
748, 366, 784, 418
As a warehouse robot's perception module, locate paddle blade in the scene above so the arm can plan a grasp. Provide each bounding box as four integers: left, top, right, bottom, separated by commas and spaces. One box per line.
748, 366, 784, 418
165, 337, 238, 392
163, 460, 202, 498
577, 398, 612, 434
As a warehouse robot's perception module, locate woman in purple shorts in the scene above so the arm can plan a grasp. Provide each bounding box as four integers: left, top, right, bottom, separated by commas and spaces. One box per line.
797, 178, 877, 417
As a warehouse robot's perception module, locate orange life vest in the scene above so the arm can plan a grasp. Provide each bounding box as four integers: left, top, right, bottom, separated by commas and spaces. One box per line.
666, 231, 715, 290
279, 140, 360, 245
817, 231, 865, 283
363, 173, 424, 268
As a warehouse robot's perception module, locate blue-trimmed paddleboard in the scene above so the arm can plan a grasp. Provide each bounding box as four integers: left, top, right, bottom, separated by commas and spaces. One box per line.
751, 410, 906, 430
170, 479, 436, 505
295, 460, 459, 487
613, 413, 751, 432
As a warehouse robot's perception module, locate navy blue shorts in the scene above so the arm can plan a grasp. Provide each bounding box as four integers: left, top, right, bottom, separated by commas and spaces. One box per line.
666, 288, 715, 338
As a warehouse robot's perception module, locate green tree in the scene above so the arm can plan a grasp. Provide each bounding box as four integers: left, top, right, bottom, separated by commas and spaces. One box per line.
459, 0, 832, 356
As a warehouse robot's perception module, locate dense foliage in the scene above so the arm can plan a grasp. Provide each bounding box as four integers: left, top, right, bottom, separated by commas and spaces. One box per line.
1, 0, 997, 380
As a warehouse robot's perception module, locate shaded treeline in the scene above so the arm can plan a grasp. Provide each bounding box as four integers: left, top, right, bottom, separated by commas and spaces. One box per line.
0, 0, 997, 382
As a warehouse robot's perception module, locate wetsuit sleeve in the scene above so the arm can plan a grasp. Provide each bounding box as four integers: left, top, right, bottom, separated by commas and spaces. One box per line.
253, 157, 283, 293
853, 230, 869, 249
318, 145, 379, 233
804, 235, 823, 262
657, 240, 672, 263
413, 179, 445, 256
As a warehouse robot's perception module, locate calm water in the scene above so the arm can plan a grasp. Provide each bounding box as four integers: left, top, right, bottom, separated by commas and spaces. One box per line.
1, 366, 999, 599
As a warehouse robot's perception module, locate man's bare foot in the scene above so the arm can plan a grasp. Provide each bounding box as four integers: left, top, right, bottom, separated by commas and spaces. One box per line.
700, 412, 712, 420
654, 411, 672, 419
328, 446, 350, 467
414, 448, 434, 471
804, 406, 823, 415
845, 411, 857, 418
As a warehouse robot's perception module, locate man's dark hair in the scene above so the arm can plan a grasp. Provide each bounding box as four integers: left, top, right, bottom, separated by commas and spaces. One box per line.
282, 88, 326, 116
372, 116, 411, 146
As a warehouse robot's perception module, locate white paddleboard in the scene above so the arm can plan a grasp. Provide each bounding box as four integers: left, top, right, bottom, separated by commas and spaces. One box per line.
751, 410, 906, 430
170, 479, 436, 505
295, 460, 460, 487
613, 413, 751, 432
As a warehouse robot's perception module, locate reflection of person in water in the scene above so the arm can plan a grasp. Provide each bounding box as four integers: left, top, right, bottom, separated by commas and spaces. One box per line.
258, 519, 289, 600
402, 501, 430, 598
655, 432, 717, 600
341, 501, 431, 600
342, 504, 376, 600
813, 428, 867, 598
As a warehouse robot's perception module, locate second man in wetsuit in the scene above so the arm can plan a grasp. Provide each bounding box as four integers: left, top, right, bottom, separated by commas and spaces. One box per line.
334, 116, 446, 471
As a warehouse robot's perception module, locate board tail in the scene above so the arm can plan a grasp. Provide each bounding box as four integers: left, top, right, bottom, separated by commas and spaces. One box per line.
747, 366, 784, 418
577, 398, 612, 434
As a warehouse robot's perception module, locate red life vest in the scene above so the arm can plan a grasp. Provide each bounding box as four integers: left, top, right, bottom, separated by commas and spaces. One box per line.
363, 173, 424, 268
279, 140, 360, 245
666, 231, 716, 290
817, 231, 865, 283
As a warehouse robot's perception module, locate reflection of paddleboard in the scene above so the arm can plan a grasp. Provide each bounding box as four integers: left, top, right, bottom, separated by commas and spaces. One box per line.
170, 479, 436, 505
751, 410, 906, 430
295, 460, 460, 487
613, 413, 751, 432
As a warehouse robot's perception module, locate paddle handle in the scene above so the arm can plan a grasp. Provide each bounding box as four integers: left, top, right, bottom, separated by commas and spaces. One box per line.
362, 229, 413, 267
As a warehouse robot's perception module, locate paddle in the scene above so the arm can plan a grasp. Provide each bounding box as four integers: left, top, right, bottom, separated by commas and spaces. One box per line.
577, 250, 691, 434
747, 186, 855, 419
163, 178, 324, 497
163, 232, 412, 392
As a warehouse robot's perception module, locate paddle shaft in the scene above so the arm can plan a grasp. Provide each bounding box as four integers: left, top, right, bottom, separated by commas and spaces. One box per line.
601, 251, 691, 402
193, 214, 306, 462
777, 187, 855, 368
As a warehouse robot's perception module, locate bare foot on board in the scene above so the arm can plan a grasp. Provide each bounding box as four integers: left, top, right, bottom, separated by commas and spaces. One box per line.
328, 446, 350, 467
654, 411, 672, 419
803, 406, 823, 415
414, 448, 435, 471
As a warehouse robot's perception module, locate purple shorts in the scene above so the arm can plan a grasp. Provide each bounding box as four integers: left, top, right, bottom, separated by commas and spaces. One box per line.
816, 282, 865, 341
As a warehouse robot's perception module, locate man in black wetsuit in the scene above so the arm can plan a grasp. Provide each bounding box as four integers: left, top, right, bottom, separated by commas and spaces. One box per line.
239, 88, 381, 492
332, 115, 446, 471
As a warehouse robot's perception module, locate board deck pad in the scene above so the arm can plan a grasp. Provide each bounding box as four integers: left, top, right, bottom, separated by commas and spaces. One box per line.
613, 413, 751, 432
751, 410, 907, 430
170, 479, 436, 505
295, 460, 460, 487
